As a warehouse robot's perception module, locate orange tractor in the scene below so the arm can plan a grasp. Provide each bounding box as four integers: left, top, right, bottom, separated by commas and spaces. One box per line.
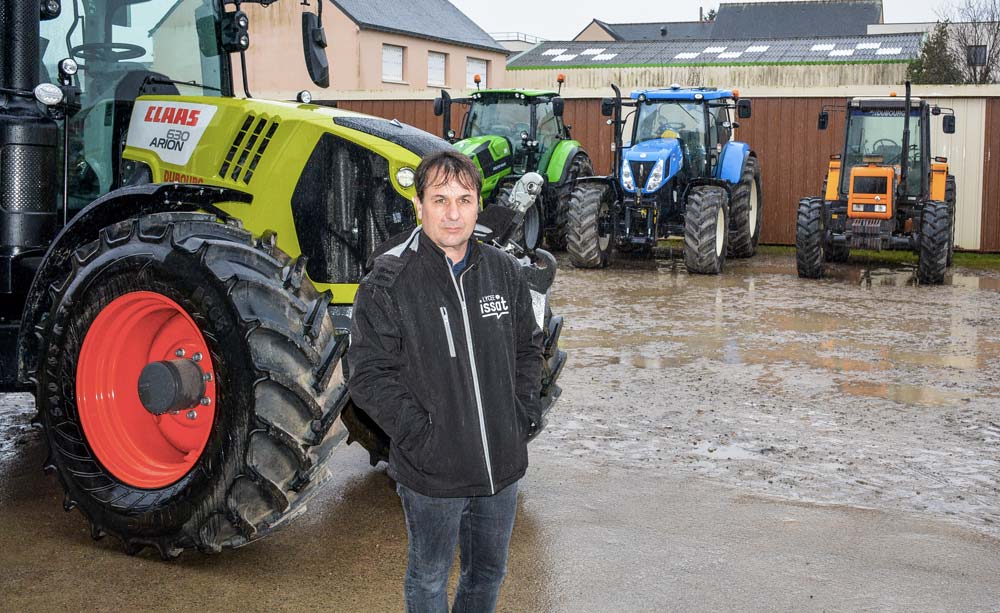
796, 82, 957, 284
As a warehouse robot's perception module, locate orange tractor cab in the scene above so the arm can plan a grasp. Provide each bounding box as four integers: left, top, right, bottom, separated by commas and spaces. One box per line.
796, 82, 957, 284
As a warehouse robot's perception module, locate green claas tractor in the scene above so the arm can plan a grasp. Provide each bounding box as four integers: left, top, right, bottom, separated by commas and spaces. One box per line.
0, 0, 565, 557
796, 82, 957, 284
433, 77, 592, 251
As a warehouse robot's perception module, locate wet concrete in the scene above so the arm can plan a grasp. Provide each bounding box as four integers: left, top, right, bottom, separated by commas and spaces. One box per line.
2, 251, 1000, 610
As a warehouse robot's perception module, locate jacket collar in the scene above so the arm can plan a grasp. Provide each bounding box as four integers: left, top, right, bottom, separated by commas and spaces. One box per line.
417, 229, 482, 268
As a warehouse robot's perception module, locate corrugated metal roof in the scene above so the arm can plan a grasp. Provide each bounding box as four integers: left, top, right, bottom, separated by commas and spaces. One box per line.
508, 33, 921, 68
329, 0, 507, 54
712, 0, 884, 38
582, 1, 884, 42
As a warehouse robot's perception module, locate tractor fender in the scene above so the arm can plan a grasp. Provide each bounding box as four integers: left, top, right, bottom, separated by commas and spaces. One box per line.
547, 140, 583, 185
717, 142, 751, 185
16, 183, 253, 386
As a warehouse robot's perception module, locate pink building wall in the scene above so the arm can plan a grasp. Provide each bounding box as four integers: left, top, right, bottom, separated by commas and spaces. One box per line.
237, 2, 506, 98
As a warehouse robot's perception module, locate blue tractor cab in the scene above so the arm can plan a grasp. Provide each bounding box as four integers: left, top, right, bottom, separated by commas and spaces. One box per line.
566, 84, 763, 273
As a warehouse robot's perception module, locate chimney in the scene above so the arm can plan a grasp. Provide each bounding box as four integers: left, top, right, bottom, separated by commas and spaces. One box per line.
700, 7, 704, 21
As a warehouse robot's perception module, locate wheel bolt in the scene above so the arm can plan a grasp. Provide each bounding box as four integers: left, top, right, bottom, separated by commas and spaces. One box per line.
175, 348, 186, 357
192, 352, 203, 362
200, 397, 211, 406
203, 372, 213, 382
186, 410, 197, 420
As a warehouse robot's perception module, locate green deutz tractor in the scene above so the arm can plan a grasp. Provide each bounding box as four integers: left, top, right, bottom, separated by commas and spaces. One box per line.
433, 77, 592, 251
0, 0, 565, 557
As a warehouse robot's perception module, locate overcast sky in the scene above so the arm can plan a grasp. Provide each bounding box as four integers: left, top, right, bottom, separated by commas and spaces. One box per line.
450, 0, 957, 40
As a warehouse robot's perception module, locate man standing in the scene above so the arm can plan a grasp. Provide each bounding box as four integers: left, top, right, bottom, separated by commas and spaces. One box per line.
348, 150, 544, 613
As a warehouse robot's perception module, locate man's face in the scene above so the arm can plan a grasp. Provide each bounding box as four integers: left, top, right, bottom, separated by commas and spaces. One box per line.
414, 171, 479, 260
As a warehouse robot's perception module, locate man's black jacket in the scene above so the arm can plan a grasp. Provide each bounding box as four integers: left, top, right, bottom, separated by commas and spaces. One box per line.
348, 228, 544, 497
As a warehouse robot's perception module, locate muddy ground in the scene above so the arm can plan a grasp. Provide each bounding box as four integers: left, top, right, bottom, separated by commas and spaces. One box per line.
545, 250, 1000, 539
2, 251, 999, 611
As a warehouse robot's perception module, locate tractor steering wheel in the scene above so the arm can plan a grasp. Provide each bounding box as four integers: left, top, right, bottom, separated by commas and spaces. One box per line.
659, 121, 685, 132
70, 43, 147, 63
870, 138, 899, 153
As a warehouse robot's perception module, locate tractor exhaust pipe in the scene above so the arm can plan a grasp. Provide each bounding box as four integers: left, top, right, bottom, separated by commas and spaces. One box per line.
3, 0, 40, 93
897, 81, 911, 201
610, 83, 623, 178
0, 0, 60, 296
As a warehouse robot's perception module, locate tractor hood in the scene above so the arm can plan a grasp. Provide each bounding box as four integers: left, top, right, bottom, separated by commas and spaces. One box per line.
454, 135, 512, 163
621, 138, 683, 193
453, 135, 514, 197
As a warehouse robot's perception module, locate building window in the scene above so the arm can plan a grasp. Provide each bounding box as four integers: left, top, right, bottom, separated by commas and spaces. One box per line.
967, 45, 987, 67
383, 44, 404, 82
466, 57, 488, 88
428, 52, 447, 86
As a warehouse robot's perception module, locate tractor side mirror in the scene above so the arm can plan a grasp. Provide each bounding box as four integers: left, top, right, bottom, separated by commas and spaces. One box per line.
601, 98, 614, 117
943, 114, 956, 134
433, 97, 444, 116
552, 97, 565, 117
818, 112, 829, 130
736, 99, 752, 119
301, 12, 329, 88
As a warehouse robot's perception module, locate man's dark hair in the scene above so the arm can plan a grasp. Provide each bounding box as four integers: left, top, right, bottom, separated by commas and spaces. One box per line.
414, 149, 482, 201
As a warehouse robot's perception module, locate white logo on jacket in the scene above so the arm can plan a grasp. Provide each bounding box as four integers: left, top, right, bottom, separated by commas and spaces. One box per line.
479, 294, 510, 319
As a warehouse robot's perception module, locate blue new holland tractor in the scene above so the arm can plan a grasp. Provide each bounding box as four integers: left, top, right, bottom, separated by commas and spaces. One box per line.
567, 85, 762, 273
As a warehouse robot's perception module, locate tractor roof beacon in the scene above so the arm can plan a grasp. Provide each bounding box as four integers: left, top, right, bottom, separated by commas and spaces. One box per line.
0, 0, 565, 557
433, 74, 593, 253
566, 84, 761, 273
796, 81, 957, 284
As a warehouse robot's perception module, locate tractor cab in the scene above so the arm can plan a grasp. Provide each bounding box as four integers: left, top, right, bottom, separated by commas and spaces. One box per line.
436, 88, 569, 197
39, 0, 231, 212
836, 97, 930, 219
620, 87, 751, 192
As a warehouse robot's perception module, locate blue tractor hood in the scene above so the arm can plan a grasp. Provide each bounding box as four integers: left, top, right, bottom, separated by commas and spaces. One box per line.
621, 138, 683, 193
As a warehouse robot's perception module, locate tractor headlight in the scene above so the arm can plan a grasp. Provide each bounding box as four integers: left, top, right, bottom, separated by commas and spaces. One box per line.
644, 158, 666, 192
874, 204, 886, 213
852, 204, 864, 212
622, 161, 635, 191
396, 167, 416, 188
33, 83, 63, 106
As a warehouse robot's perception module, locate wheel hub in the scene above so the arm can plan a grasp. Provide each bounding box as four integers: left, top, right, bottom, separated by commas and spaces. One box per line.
138, 358, 207, 416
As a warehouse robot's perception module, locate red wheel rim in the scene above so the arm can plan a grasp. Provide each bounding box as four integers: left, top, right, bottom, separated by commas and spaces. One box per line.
77, 291, 217, 488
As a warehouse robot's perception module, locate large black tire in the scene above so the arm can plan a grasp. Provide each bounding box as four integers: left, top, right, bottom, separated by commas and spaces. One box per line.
36, 213, 348, 557
566, 182, 615, 269
727, 155, 762, 258
796, 198, 826, 279
547, 154, 593, 252
495, 184, 543, 252
945, 174, 956, 267
918, 200, 951, 285
683, 185, 729, 274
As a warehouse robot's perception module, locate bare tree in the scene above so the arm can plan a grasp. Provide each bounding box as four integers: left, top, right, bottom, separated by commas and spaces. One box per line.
938, 0, 1000, 83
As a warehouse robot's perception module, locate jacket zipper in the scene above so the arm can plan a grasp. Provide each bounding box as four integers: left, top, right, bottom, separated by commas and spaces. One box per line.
446, 256, 495, 495
439, 307, 457, 358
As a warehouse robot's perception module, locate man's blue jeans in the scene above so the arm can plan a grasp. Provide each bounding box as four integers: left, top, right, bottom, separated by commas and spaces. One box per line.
396, 481, 519, 613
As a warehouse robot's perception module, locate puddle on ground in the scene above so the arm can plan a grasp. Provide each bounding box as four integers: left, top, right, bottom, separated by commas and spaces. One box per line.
837, 380, 968, 407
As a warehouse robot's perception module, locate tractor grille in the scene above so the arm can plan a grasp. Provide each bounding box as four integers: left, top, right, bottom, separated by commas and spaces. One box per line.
218, 114, 279, 184
629, 160, 656, 189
